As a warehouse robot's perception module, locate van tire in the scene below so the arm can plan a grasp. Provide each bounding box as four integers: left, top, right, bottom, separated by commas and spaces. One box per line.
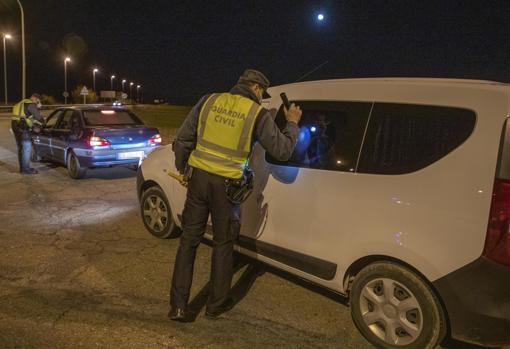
67, 151, 86, 179
350, 262, 446, 349
141, 186, 181, 239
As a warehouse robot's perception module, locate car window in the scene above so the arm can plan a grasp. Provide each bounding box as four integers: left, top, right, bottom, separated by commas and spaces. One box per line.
56, 110, 75, 130
44, 110, 62, 129
82, 110, 143, 126
266, 101, 372, 172
357, 103, 476, 174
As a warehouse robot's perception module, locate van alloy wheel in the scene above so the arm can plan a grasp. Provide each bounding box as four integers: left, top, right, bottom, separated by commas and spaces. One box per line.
360, 278, 422, 345
350, 262, 446, 349
140, 186, 181, 239
143, 194, 168, 233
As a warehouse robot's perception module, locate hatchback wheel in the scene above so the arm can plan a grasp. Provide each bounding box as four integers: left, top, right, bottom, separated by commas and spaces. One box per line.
141, 186, 181, 239
66, 151, 86, 179
350, 262, 446, 349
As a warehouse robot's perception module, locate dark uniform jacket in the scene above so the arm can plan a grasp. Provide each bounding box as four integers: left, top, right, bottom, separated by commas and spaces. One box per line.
173, 84, 299, 173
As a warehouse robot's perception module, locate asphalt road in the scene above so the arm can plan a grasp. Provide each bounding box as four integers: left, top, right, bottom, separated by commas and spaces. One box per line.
0, 116, 502, 349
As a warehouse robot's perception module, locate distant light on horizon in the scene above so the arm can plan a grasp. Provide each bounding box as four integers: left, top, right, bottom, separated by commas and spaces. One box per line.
317, 14, 324, 21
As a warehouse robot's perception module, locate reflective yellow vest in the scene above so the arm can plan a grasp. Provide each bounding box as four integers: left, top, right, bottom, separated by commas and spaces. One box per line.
11, 99, 41, 129
188, 93, 262, 179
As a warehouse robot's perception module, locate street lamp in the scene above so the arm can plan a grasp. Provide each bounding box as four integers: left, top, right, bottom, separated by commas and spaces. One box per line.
2, 34, 12, 105
64, 57, 71, 104
110, 75, 115, 90
92, 68, 99, 91
129, 82, 134, 102
16, 0, 26, 99
136, 85, 141, 103
121, 79, 126, 92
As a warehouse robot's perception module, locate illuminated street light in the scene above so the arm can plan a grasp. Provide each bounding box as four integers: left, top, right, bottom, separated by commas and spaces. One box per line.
129, 82, 134, 101
317, 14, 324, 21
92, 68, 99, 91
64, 57, 71, 104
121, 79, 126, 92
110, 75, 116, 90
136, 84, 141, 103
2, 34, 12, 105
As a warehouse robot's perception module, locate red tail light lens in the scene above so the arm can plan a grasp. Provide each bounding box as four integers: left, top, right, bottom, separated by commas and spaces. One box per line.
89, 136, 110, 147
149, 134, 162, 145
483, 178, 510, 266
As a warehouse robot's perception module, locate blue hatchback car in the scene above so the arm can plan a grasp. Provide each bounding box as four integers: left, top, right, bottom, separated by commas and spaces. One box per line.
32, 106, 162, 178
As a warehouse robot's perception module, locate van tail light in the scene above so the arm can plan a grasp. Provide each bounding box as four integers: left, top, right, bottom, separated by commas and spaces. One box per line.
149, 134, 162, 145
89, 136, 110, 147
483, 178, 510, 266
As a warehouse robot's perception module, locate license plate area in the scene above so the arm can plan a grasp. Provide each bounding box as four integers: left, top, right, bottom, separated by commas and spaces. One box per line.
117, 151, 144, 159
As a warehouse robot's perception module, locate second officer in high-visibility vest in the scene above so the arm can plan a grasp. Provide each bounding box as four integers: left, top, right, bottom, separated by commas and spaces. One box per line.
169, 69, 302, 321
11, 93, 44, 174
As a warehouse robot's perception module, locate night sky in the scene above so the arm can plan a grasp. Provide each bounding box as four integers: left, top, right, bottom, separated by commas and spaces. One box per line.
1, 0, 510, 105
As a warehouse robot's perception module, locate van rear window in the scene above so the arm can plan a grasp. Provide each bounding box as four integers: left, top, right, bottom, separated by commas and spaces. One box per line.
83, 110, 143, 126
357, 103, 476, 174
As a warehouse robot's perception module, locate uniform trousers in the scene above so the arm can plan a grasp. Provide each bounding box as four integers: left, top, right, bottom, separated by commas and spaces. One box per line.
170, 167, 240, 311
11, 120, 32, 172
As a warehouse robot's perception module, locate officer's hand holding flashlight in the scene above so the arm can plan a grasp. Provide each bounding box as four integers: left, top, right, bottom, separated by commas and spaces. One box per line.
285, 103, 302, 124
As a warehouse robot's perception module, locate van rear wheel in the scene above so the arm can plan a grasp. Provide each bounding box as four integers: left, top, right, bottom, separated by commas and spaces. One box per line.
350, 262, 446, 349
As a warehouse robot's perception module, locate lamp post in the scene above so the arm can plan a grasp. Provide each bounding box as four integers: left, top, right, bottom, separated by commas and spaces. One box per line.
136, 85, 141, 103
92, 68, 99, 91
121, 79, 126, 92
16, 0, 25, 99
2, 34, 12, 105
110, 75, 115, 90
64, 57, 71, 104
129, 82, 134, 102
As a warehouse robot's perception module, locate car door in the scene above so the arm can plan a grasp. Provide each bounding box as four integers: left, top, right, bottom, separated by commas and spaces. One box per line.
239, 100, 372, 281
51, 109, 75, 164
33, 109, 63, 159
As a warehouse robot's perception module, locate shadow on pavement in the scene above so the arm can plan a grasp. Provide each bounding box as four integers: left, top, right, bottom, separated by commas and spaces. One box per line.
185, 256, 264, 322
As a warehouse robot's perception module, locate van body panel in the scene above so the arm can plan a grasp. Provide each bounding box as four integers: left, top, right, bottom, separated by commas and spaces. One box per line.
138, 78, 510, 346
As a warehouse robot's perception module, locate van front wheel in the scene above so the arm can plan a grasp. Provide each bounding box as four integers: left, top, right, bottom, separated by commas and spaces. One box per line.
350, 262, 446, 349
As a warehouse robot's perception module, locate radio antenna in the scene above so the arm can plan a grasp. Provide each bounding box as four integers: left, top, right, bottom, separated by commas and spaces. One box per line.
294, 60, 329, 82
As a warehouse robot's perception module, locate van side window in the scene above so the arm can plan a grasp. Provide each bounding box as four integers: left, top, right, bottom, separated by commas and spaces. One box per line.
266, 101, 372, 172
357, 103, 476, 174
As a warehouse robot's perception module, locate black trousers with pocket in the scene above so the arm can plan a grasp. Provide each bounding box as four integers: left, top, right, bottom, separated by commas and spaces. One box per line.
170, 167, 240, 311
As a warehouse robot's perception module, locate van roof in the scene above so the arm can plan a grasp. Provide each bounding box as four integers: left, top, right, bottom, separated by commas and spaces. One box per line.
271, 77, 510, 90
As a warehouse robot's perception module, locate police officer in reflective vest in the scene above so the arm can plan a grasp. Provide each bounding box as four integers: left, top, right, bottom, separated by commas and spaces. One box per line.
11, 93, 44, 174
170, 69, 302, 321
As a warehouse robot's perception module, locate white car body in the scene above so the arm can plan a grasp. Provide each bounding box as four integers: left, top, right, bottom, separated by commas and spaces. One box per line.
138, 78, 510, 347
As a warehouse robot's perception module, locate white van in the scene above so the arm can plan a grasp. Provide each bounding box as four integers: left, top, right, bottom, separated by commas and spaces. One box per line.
137, 78, 510, 349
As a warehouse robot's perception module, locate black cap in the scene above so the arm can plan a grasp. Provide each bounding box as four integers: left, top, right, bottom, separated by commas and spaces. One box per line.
237, 69, 271, 98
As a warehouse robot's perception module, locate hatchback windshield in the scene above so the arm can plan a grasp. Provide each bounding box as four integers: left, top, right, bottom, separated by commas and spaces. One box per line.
82, 110, 143, 126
